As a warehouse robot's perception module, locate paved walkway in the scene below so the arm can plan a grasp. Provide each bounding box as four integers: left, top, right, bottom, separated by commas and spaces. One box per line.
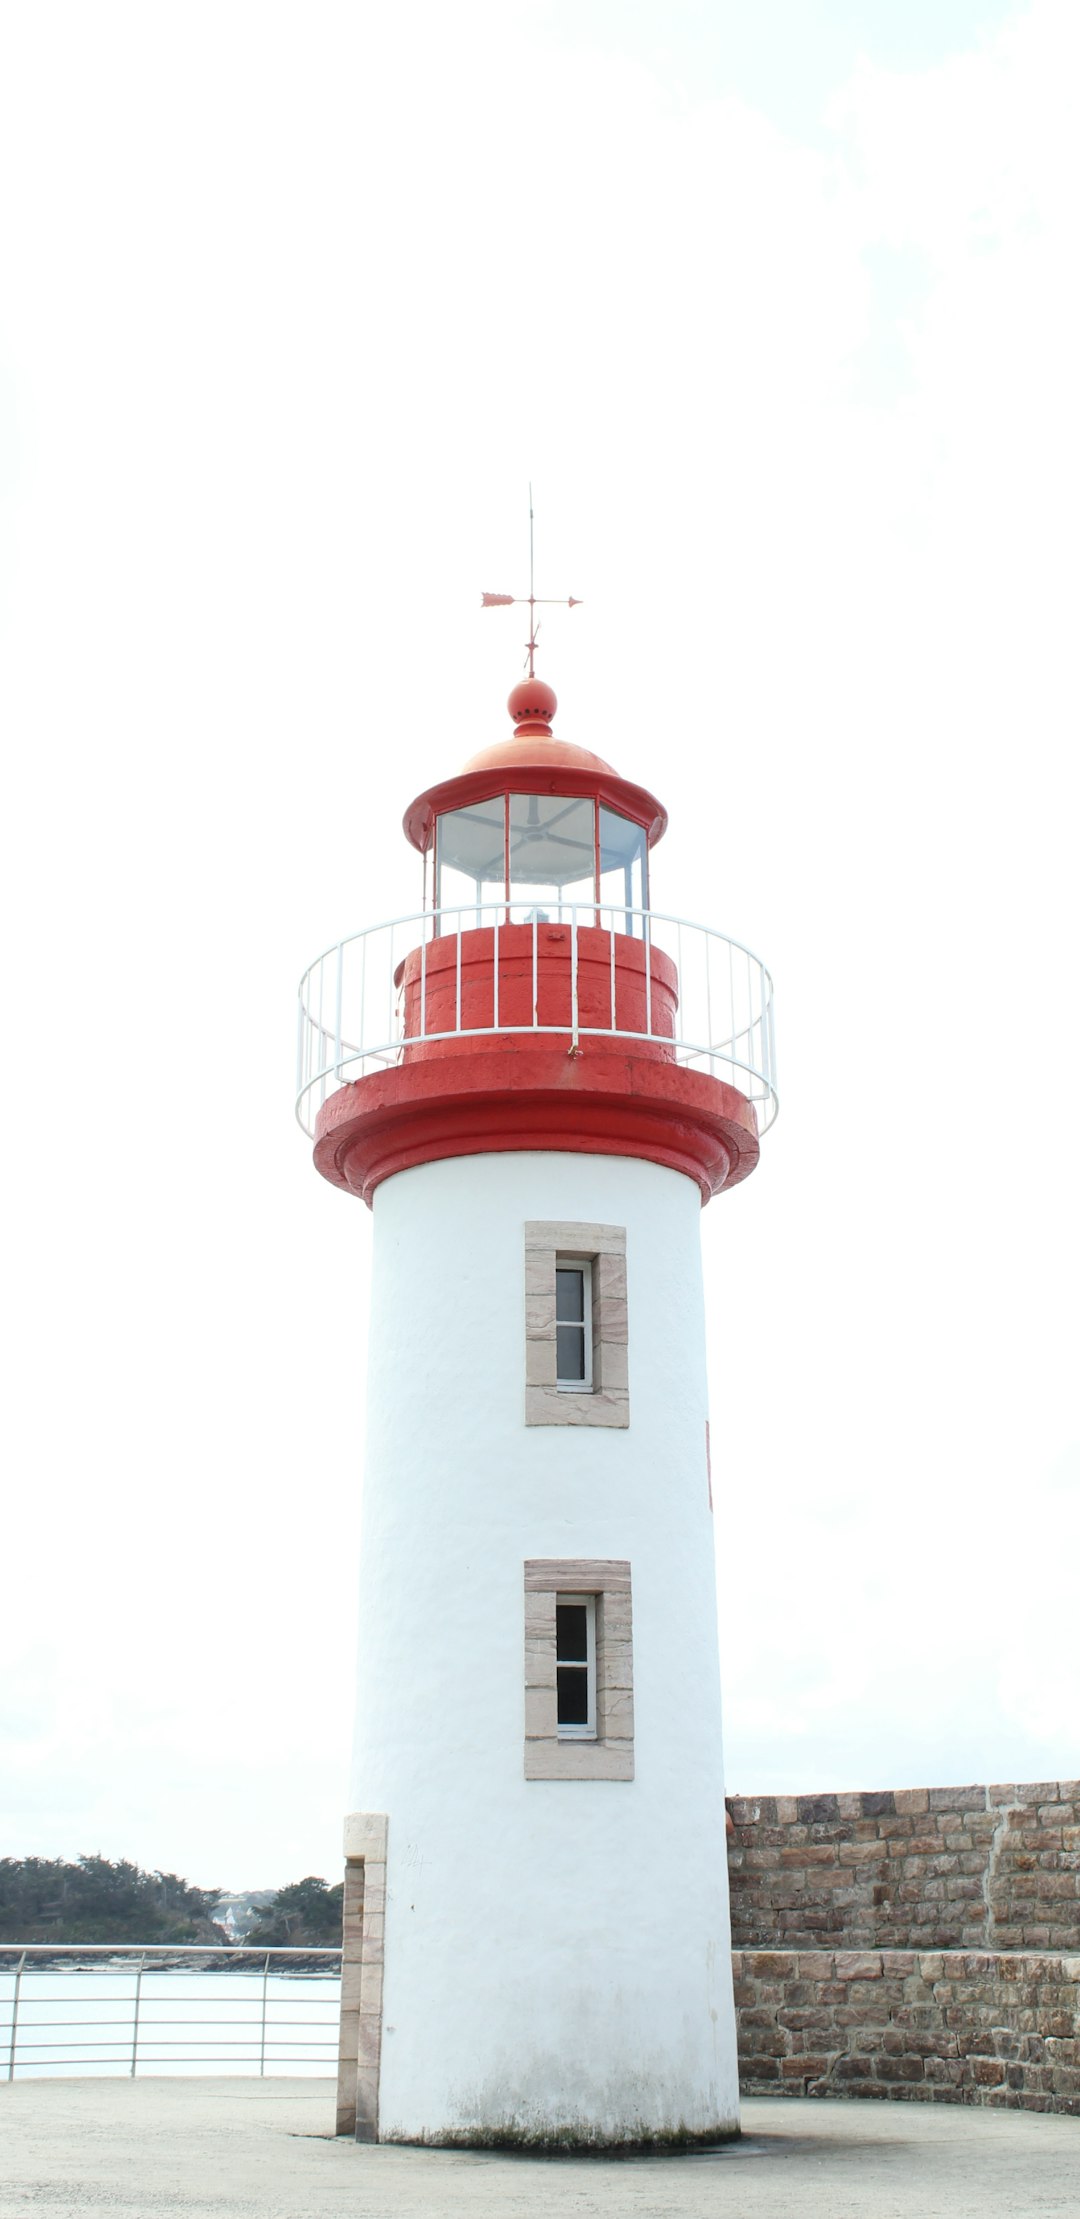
1, 2080, 1077, 2217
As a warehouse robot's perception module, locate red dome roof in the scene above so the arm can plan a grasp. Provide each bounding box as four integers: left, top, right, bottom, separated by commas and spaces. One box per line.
401, 675, 666, 852
460, 733, 616, 777
460, 680, 614, 778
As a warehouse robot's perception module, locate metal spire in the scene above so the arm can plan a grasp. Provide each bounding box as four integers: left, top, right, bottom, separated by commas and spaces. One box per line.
481, 487, 581, 675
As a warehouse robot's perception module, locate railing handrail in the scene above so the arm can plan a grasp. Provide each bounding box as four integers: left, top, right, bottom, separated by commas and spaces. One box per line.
1, 1949, 342, 2082
0, 1943, 342, 1958
297, 899, 773, 993
295, 900, 778, 1139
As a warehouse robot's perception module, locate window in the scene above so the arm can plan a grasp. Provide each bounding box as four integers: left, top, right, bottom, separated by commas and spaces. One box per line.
524, 1560, 634, 1781
432, 794, 651, 927
555, 1261, 592, 1389
555, 1594, 596, 1736
525, 1223, 628, 1428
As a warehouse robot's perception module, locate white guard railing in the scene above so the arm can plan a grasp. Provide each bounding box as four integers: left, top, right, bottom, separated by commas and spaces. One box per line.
296, 902, 777, 1139
1, 1945, 341, 2079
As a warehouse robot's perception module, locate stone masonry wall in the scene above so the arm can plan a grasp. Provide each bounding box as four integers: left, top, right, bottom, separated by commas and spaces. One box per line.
724, 1781, 1080, 2117
727, 1781, 1080, 1953
733, 1949, 1080, 2115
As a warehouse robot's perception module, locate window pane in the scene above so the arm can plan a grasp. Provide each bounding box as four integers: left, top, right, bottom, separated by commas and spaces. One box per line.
557, 1666, 590, 1726
556, 1603, 589, 1661
436, 802, 506, 905
508, 794, 595, 919
556, 1323, 585, 1381
555, 1268, 585, 1323
598, 806, 648, 933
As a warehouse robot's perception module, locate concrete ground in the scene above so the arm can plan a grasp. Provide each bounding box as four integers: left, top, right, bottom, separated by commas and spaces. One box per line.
1, 2080, 1077, 2219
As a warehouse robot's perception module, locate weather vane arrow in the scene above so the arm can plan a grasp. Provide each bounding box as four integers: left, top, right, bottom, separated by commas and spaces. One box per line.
481, 489, 581, 676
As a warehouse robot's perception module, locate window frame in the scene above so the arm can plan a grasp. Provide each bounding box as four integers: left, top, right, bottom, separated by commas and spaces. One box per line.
525, 1223, 628, 1429
555, 1592, 597, 1738
555, 1258, 593, 1391
433, 793, 651, 926
523, 1559, 634, 1782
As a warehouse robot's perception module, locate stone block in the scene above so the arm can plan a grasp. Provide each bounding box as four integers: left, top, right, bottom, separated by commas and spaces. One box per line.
895, 1789, 930, 1816
525, 1338, 558, 1387
834, 1952, 883, 1981
834, 2057, 874, 2082
343, 1812, 389, 1861
929, 1786, 985, 1813
856, 1790, 895, 1819
597, 1338, 629, 1391
877, 2055, 924, 2083
524, 1292, 555, 1336
796, 1952, 836, 1981
595, 1295, 628, 1344
797, 1795, 841, 1825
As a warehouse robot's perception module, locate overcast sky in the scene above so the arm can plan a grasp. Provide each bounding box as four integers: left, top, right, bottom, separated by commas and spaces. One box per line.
2, 0, 1077, 1894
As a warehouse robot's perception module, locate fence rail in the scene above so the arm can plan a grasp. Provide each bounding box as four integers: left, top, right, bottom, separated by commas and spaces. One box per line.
296, 901, 777, 1137
1, 1946, 342, 2080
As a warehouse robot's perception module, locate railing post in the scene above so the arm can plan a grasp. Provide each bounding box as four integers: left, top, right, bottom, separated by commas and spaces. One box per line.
334, 941, 344, 1080
130, 1955, 145, 2078
570, 908, 580, 1050
259, 1951, 271, 2077
7, 1950, 25, 2080
295, 980, 306, 1118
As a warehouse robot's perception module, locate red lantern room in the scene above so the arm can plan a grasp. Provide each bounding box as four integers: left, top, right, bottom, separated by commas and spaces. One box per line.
298, 675, 776, 1206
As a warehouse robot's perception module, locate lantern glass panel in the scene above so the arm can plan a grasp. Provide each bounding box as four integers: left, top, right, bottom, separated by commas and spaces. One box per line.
435, 800, 506, 921
598, 807, 648, 935
508, 795, 596, 922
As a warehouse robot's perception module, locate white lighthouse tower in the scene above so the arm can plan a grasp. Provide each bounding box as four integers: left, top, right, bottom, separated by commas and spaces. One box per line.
296, 656, 776, 2148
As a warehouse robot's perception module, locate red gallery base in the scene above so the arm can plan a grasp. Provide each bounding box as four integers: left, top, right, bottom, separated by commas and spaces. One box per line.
312, 1041, 760, 1208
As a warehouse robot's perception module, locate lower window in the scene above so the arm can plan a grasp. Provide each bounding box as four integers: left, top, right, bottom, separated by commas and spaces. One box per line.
524, 1559, 634, 1781
556, 1594, 596, 1736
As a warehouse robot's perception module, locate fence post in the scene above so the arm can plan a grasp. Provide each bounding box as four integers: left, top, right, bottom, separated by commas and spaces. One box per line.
130, 1956, 145, 2078
259, 1952, 271, 2077
7, 1951, 26, 2080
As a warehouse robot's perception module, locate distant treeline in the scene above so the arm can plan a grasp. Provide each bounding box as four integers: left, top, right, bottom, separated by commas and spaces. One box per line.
0, 1857, 344, 1948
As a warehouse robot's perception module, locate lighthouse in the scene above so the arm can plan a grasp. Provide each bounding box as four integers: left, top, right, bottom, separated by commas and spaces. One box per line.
296, 659, 776, 2147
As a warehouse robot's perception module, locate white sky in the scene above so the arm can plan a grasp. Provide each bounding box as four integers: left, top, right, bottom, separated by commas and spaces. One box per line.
1, 0, 1077, 1894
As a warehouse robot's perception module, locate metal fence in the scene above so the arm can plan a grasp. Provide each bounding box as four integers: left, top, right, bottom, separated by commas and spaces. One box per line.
296, 901, 777, 1136
1, 1945, 342, 2079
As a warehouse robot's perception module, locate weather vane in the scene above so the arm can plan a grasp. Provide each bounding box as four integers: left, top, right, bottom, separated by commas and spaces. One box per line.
481, 486, 581, 676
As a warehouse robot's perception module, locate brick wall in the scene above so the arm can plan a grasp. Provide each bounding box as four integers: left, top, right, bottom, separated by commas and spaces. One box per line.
733, 1948, 1080, 2115
727, 1781, 1080, 1952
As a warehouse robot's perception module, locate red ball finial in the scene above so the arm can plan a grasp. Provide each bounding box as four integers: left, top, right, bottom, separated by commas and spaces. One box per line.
508, 677, 557, 737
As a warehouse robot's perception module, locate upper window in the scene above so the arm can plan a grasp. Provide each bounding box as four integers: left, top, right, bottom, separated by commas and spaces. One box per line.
555, 1261, 592, 1389
434, 796, 649, 930
525, 1223, 629, 1429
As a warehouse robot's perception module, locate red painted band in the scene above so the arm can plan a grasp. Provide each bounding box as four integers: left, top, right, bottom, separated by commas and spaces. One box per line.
397, 925, 680, 1061
312, 1044, 759, 1209
402, 763, 667, 856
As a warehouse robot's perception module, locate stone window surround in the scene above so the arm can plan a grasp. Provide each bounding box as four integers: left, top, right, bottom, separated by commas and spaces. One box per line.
524, 1558, 634, 1781
336, 1812, 388, 2140
525, 1221, 629, 1428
